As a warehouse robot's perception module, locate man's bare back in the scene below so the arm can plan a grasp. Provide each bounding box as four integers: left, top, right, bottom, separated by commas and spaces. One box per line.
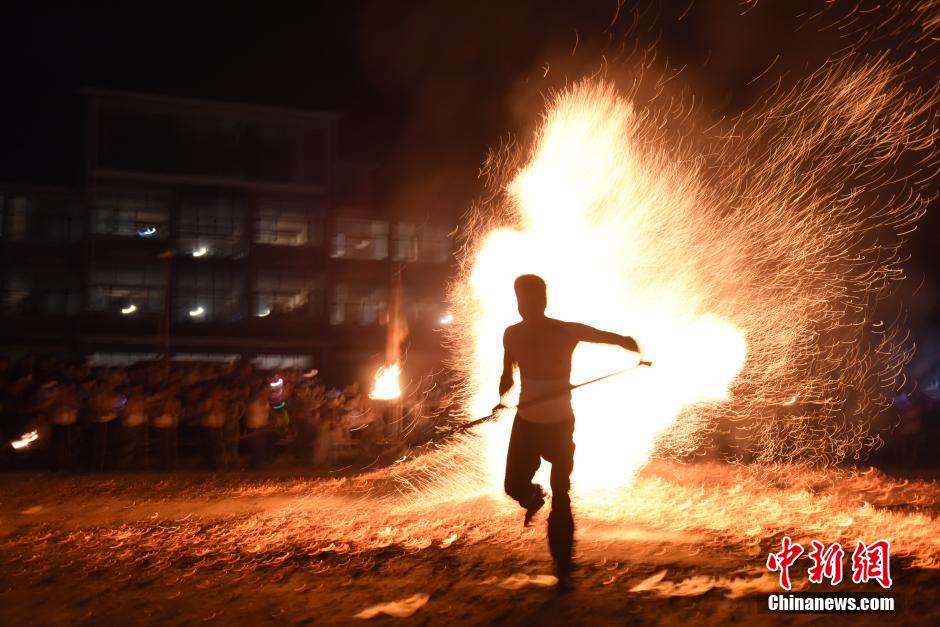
501, 318, 639, 424
503, 317, 638, 382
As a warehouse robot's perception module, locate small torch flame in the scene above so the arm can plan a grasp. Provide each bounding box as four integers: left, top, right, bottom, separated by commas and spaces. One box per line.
369, 363, 402, 400
11, 430, 39, 450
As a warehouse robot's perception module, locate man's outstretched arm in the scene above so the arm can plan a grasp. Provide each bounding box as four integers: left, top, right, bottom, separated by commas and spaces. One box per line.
568, 322, 640, 353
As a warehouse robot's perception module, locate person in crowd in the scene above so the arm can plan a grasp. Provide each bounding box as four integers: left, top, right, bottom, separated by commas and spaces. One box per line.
152, 387, 180, 470
1, 373, 33, 446
270, 377, 290, 437
305, 389, 323, 463
51, 384, 80, 471
0, 356, 459, 474
313, 392, 342, 466
224, 387, 246, 467
92, 381, 121, 471
286, 384, 314, 465
31, 381, 60, 465
246, 388, 271, 469
120, 386, 148, 470
200, 389, 226, 469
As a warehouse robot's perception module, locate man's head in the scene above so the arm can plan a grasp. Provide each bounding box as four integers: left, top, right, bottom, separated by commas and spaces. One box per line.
514, 274, 547, 320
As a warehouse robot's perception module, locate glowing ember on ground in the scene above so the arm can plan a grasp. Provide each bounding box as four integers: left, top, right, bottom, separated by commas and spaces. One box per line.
3, 464, 939, 581
369, 363, 402, 400
1, 463, 938, 624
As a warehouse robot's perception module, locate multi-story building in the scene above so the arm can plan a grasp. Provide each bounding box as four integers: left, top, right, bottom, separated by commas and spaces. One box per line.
0, 90, 453, 384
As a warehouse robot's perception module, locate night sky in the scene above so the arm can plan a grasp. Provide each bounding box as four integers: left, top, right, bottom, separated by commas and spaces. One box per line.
0, 2, 852, 203
2, 1, 938, 335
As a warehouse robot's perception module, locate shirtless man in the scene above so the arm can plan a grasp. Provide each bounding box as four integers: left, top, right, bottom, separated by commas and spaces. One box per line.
498, 274, 641, 587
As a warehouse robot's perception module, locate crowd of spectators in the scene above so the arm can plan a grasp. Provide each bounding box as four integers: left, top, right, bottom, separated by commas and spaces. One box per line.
0, 355, 449, 472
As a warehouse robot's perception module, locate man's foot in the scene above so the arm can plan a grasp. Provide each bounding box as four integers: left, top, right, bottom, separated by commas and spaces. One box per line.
523, 485, 547, 527
554, 566, 575, 593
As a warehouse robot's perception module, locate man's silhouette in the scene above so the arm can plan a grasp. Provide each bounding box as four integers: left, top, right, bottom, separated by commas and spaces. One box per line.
498, 274, 640, 588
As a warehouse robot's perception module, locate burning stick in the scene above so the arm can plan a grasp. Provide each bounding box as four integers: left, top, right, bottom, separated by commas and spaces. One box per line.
437, 359, 654, 440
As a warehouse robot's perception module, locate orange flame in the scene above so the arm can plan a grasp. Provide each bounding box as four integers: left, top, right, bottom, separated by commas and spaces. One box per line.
11, 430, 39, 450
369, 363, 402, 400
454, 82, 748, 491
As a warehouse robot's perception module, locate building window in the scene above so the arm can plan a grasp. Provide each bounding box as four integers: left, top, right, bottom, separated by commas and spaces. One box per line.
417, 224, 450, 262
392, 223, 450, 262
253, 272, 322, 317
2, 271, 81, 317
172, 353, 240, 363
92, 190, 169, 238
254, 200, 323, 246
1, 274, 28, 315
87, 265, 166, 314
177, 195, 246, 257
405, 294, 447, 324
392, 223, 418, 261
97, 108, 328, 186
87, 352, 160, 367
4, 194, 84, 242
329, 283, 386, 325
330, 218, 388, 260
251, 354, 313, 370
175, 269, 243, 322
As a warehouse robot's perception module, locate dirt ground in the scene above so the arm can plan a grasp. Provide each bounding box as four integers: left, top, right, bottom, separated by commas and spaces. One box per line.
0, 463, 937, 626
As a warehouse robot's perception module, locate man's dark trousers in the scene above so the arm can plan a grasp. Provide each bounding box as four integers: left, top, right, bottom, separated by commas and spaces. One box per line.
504, 415, 575, 573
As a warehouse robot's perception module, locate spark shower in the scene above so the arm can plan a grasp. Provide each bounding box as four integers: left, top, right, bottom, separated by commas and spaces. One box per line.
446, 49, 937, 494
